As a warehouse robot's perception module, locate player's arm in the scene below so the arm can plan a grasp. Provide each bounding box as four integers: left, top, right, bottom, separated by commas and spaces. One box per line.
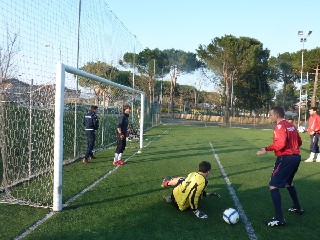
257, 124, 286, 155
93, 114, 99, 130
309, 118, 318, 135
190, 184, 209, 219
314, 115, 320, 133
202, 180, 220, 198
116, 127, 124, 139
268, 127, 287, 151
116, 116, 125, 138
189, 183, 205, 210
204, 191, 221, 198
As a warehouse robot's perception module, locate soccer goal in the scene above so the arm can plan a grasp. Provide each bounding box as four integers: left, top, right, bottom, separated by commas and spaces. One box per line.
0, 63, 146, 211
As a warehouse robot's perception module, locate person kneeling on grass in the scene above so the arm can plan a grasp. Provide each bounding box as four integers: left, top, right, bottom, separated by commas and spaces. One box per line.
162, 161, 220, 219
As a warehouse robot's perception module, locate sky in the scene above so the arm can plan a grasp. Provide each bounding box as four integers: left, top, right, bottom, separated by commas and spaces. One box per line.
106, 0, 320, 91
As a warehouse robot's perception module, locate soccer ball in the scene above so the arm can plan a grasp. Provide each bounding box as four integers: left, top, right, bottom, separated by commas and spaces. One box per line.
298, 126, 306, 133
223, 208, 239, 225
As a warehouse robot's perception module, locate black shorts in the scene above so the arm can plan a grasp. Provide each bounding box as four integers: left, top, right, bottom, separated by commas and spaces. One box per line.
269, 155, 301, 188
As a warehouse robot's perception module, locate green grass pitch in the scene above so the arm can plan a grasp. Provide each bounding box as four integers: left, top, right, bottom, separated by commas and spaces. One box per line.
0, 122, 319, 240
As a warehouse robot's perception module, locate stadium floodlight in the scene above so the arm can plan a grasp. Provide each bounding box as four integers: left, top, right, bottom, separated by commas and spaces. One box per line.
297, 30, 312, 128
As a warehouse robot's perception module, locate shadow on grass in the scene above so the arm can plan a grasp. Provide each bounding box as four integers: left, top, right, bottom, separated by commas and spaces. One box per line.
23, 174, 320, 240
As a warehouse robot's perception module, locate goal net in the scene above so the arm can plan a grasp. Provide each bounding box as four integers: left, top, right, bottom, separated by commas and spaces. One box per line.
0, 0, 162, 211
0, 64, 146, 210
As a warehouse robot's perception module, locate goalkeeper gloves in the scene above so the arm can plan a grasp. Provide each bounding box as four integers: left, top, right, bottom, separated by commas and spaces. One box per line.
206, 192, 221, 198
193, 209, 208, 219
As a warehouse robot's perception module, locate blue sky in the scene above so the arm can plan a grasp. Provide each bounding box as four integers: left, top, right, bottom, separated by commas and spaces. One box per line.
2, 1, 318, 90
106, 0, 319, 55
106, 0, 320, 90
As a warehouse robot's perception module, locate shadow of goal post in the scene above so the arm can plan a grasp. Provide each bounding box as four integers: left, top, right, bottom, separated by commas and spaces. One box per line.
53, 63, 145, 211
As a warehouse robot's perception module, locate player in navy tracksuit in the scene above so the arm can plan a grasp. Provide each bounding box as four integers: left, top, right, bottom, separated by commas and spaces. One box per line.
113, 105, 131, 166
257, 106, 303, 227
83, 105, 99, 163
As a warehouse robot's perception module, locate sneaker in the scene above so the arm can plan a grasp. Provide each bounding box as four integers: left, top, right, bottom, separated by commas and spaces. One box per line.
161, 176, 172, 188
265, 217, 285, 227
83, 158, 89, 163
304, 158, 315, 162
113, 161, 120, 166
117, 159, 125, 165
89, 155, 97, 160
163, 195, 172, 203
288, 206, 304, 215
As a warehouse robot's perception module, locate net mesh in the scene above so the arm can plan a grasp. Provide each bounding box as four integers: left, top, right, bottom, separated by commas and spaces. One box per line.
0, 0, 158, 208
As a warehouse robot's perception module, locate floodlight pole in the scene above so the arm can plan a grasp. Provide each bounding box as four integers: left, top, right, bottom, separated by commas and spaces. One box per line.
304, 72, 309, 125
297, 30, 312, 128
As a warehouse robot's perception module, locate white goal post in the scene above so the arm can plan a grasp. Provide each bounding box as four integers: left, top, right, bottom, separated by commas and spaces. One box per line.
53, 63, 145, 211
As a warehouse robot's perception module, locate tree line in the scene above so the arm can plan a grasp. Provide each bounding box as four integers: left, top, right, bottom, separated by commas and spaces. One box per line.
3, 33, 320, 124
79, 34, 320, 124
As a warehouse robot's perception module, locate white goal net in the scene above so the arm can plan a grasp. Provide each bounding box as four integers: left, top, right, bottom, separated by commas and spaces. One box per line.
0, 0, 161, 210
0, 64, 146, 210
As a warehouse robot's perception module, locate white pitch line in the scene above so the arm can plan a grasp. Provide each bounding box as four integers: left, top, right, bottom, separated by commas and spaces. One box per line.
15, 126, 173, 240
209, 142, 258, 240
14, 212, 55, 240
14, 161, 122, 240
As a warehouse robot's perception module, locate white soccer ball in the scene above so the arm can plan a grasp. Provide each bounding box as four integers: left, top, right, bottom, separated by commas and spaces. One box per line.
223, 208, 239, 225
298, 126, 306, 133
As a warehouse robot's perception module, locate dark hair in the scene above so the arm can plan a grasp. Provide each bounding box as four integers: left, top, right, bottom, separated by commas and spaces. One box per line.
310, 107, 317, 111
123, 105, 131, 111
271, 106, 285, 118
199, 161, 211, 173
91, 105, 98, 110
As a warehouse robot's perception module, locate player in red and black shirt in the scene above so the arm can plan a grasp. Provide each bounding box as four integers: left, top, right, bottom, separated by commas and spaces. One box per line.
305, 107, 320, 162
257, 106, 303, 227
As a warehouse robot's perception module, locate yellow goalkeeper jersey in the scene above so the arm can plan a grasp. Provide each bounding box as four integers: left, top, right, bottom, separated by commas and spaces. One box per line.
172, 172, 208, 211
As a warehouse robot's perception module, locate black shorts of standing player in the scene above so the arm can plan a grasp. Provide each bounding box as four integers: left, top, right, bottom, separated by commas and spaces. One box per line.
270, 155, 301, 188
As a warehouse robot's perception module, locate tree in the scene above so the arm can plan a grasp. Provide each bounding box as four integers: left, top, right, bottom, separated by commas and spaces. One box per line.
274, 82, 297, 109
235, 69, 273, 116
197, 35, 270, 123
176, 84, 197, 111
0, 28, 20, 83
122, 48, 202, 115
0, 28, 20, 188
78, 61, 132, 105
163, 49, 202, 115
268, 52, 297, 109
122, 48, 169, 104
301, 48, 320, 107
79, 61, 117, 88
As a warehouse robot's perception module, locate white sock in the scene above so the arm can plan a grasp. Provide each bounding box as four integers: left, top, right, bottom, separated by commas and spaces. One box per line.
118, 153, 123, 161
114, 153, 118, 162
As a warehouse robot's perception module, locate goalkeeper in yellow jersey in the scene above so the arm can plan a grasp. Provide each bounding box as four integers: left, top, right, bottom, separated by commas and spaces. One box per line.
162, 161, 220, 219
